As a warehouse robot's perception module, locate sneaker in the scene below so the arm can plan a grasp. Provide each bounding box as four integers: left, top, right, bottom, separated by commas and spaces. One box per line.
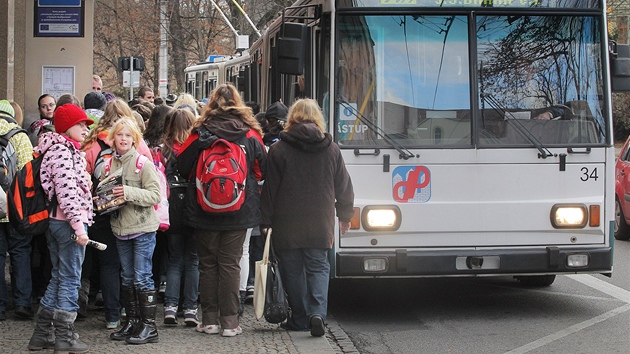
158, 282, 166, 302
222, 326, 242, 337
164, 306, 178, 325
196, 323, 221, 334
310, 315, 325, 337
245, 288, 254, 304
106, 320, 120, 329
120, 307, 126, 318
184, 308, 200, 327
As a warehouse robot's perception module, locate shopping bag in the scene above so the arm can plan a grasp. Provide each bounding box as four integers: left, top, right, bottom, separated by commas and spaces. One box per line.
254, 228, 271, 320
263, 239, 289, 324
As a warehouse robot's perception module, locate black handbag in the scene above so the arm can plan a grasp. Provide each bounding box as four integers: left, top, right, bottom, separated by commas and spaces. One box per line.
264, 241, 289, 324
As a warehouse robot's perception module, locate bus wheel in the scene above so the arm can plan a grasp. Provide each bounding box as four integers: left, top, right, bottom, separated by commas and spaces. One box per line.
614, 198, 630, 240
515, 275, 556, 287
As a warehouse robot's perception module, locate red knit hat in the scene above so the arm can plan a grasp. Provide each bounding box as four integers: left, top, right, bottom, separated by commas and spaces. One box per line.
53, 104, 94, 134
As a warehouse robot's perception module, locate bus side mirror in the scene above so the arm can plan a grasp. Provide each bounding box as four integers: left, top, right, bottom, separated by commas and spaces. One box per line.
611, 42, 630, 92
277, 22, 307, 75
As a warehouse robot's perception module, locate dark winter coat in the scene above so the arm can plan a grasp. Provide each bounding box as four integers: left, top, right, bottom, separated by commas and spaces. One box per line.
176, 108, 266, 230
260, 122, 354, 250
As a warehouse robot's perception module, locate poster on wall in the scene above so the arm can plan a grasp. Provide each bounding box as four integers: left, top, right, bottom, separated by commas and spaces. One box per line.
42, 66, 75, 100
34, 0, 85, 37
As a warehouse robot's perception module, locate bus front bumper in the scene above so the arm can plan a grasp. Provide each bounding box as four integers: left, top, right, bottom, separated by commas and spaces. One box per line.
334, 246, 613, 277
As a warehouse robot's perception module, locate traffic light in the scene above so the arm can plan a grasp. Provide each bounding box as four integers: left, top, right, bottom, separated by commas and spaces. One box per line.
118, 56, 145, 71
133, 56, 145, 71
118, 57, 130, 71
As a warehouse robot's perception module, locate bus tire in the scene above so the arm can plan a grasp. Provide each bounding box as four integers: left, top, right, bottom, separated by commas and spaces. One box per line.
614, 198, 630, 240
515, 275, 556, 287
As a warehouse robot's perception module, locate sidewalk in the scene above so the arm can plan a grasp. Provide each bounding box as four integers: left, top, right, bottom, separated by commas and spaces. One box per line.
0, 300, 341, 353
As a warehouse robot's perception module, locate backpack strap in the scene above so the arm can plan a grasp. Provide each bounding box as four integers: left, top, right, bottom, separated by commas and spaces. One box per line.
136, 154, 149, 174
0, 127, 27, 148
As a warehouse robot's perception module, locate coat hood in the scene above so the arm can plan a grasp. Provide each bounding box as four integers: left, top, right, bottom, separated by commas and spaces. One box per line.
196, 108, 251, 149
35, 131, 78, 155
279, 122, 332, 153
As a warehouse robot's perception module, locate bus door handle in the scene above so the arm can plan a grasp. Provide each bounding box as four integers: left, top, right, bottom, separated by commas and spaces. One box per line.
354, 148, 380, 156
567, 147, 591, 154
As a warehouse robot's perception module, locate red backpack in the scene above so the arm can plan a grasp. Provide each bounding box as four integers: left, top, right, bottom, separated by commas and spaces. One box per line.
195, 138, 247, 214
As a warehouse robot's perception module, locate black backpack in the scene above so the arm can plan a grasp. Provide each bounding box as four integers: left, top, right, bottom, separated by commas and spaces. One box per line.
0, 127, 27, 191
7, 151, 55, 235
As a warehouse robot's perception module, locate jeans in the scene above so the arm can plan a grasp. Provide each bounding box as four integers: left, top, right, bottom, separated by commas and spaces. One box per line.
165, 229, 199, 310
239, 229, 252, 291
196, 229, 246, 330
116, 232, 156, 291
90, 222, 121, 322
247, 233, 265, 289
152, 231, 168, 288
277, 248, 330, 330
0, 222, 33, 311
40, 219, 86, 313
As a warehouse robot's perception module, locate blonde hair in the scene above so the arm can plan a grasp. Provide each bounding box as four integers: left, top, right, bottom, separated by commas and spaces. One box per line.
285, 99, 326, 133
195, 84, 262, 136
83, 98, 134, 148
174, 93, 197, 110
9, 101, 23, 126
108, 117, 143, 149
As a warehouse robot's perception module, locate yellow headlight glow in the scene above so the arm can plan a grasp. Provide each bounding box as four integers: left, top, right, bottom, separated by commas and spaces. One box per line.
361, 205, 401, 231
551, 204, 587, 228
366, 209, 397, 227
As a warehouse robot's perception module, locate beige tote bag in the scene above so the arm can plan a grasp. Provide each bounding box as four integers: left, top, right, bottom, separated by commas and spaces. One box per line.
254, 228, 272, 320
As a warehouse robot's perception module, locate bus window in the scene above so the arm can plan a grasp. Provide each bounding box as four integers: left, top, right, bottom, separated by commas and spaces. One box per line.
476, 15, 605, 146
336, 15, 471, 147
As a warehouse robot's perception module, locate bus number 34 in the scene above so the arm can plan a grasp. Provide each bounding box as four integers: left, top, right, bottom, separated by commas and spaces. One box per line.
580, 167, 598, 181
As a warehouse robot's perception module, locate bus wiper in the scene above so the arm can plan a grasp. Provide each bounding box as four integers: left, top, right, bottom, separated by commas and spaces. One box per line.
481, 94, 553, 159
338, 98, 416, 160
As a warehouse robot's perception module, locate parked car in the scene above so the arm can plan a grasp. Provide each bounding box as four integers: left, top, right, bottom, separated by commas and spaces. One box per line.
615, 136, 630, 240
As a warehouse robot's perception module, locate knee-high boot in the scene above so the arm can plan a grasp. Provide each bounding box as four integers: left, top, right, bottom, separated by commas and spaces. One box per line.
110, 286, 140, 341
126, 289, 159, 344
27, 307, 55, 350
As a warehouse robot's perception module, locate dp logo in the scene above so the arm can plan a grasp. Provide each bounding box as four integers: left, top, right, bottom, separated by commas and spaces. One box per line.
392, 166, 431, 203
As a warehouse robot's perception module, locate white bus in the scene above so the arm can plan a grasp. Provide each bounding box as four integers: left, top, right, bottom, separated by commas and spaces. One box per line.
186, 0, 630, 285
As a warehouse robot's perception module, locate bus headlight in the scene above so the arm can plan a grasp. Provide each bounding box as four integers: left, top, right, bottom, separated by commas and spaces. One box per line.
550, 204, 587, 229
361, 205, 401, 231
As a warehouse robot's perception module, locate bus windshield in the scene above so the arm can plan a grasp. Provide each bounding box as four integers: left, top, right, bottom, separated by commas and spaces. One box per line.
335, 14, 607, 147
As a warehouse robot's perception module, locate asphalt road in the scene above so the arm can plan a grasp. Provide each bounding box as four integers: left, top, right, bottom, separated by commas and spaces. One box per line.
328, 241, 630, 354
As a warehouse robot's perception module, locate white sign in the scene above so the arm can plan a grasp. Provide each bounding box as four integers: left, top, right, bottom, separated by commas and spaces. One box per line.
42, 66, 74, 100
122, 71, 140, 88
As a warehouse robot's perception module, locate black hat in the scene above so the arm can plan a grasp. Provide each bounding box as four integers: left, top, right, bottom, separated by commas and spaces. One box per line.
265, 101, 288, 121
84, 92, 107, 110
165, 94, 178, 106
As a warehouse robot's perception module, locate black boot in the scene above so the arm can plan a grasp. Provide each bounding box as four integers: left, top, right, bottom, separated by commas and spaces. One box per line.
110, 286, 140, 341
27, 307, 55, 350
52, 310, 88, 353
77, 279, 89, 319
126, 289, 159, 344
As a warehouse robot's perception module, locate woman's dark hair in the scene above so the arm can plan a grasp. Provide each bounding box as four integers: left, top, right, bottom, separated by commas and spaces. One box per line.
144, 104, 174, 147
